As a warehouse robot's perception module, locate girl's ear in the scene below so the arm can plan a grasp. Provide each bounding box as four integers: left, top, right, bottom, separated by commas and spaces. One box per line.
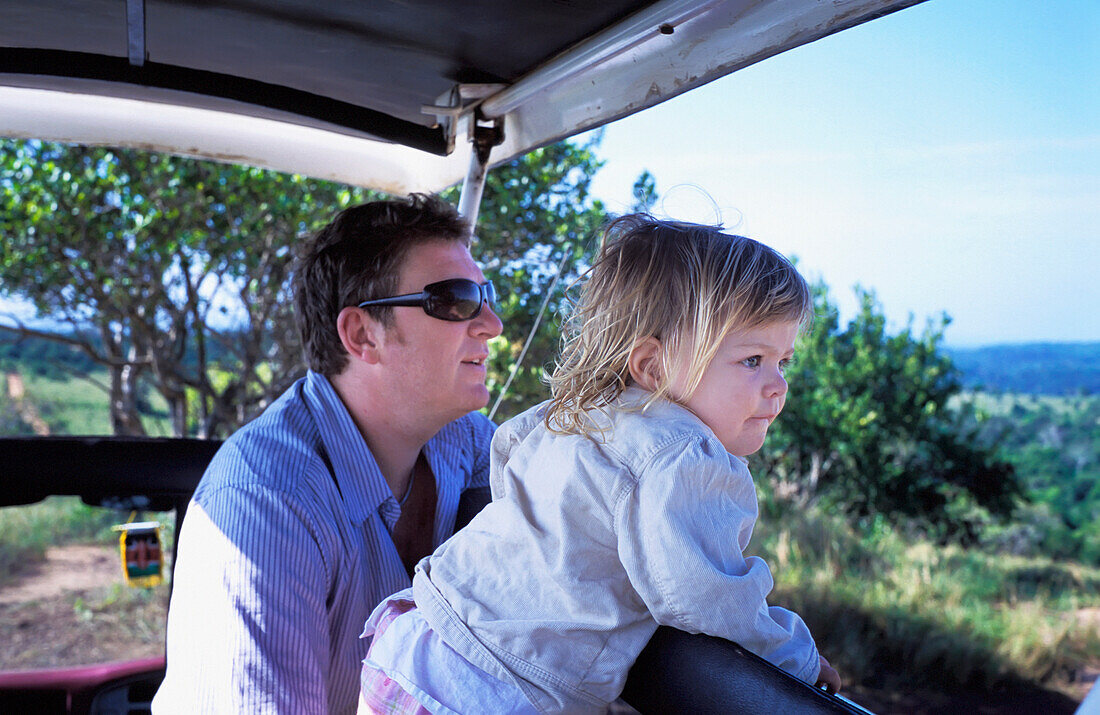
628, 337, 663, 391
337, 306, 382, 364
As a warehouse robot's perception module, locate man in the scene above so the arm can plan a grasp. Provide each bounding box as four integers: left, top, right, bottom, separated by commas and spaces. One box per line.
154, 195, 503, 714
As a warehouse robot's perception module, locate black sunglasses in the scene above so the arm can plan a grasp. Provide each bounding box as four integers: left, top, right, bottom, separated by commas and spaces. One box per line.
358, 278, 497, 322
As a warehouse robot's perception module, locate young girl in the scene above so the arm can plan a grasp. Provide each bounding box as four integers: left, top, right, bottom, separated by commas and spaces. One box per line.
359, 214, 841, 714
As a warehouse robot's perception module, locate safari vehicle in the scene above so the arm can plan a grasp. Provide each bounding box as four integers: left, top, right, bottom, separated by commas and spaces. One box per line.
0, 1, 923, 712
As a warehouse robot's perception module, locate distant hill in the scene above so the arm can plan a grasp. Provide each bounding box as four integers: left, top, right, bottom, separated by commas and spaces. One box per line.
947, 342, 1100, 395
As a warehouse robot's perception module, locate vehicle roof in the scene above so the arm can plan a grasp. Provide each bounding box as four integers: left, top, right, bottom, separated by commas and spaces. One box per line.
0, 0, 924, 193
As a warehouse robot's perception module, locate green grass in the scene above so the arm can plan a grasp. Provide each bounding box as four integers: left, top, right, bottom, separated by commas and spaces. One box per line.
5, 362, 173, 436
0, 497, 178, 589
751, 500, 1100, 692
0, 497, 122, 587
18, 370, 116, 434
0, 394, 35, 435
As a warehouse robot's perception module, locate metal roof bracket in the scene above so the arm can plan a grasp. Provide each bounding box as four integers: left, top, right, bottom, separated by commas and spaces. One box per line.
457, 111, 505, 231
126, 0, 147, 67
422, 83, 507, 155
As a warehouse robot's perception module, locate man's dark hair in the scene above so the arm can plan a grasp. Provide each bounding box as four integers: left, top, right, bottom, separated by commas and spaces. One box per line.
293, 194, 470, 376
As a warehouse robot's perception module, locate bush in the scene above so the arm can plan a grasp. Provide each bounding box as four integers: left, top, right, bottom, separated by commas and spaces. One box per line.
750, 493, 1100, 691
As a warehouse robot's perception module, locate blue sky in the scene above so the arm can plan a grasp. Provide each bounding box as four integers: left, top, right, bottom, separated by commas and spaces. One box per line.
585, 0, 1099, 347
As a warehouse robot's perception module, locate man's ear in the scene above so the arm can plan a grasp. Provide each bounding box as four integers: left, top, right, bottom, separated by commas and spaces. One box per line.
627, 337, 663, 391
337, 306, 382, 364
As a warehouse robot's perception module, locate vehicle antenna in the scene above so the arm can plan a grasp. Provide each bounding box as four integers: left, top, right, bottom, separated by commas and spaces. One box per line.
489, 246, 573, 421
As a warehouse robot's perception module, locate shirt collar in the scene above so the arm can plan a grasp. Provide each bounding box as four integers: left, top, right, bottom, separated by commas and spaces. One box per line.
620, 385, 749, 465
421, 425, 462, 490
302, 370, 392, 526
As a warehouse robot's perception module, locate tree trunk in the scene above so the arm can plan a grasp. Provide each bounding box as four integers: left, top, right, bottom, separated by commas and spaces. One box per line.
162, 388, 188, 438
808, 451, 823, 496
109, 361, 147, 436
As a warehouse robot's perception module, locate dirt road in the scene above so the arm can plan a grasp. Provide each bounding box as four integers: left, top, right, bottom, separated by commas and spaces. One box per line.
0, 543, 166, 670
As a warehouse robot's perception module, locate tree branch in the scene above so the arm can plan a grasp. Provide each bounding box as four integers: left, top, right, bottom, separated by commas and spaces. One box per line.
0, 319, 149, 368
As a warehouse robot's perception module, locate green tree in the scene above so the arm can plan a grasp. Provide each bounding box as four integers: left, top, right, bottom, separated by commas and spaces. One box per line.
757, 284, 1020, 537
1, 139, 374, 436
976, 394, 1100, 562
630, 170, 658, 213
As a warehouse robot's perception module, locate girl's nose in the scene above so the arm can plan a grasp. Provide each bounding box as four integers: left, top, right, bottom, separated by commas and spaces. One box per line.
766, 370, 788, 399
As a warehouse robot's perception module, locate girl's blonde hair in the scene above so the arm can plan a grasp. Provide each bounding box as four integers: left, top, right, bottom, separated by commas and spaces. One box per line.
545, 214, 812, 435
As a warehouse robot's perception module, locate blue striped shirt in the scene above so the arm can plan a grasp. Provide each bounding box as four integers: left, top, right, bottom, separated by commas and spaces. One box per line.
154, 370, 494, 714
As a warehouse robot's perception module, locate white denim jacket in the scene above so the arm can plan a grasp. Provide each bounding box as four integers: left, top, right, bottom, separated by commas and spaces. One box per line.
412, 388, 820, 713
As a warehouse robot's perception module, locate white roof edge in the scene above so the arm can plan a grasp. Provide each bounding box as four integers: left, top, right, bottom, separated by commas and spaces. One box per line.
0, 85, 473, 194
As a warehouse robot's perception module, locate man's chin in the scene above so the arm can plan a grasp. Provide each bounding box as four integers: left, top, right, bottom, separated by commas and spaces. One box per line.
470, 387, 492, 413
448, 386, 491, 419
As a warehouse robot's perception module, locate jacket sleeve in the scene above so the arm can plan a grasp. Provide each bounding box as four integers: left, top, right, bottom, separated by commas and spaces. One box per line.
156, 457, 333, 713
614, 434, 821, 684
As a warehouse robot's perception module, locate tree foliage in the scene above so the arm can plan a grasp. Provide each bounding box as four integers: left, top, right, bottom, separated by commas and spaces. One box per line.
630, 170, 658, 213
756, 284, 1021, 537
970, 394, 1100, 563
1, 139, 375, 436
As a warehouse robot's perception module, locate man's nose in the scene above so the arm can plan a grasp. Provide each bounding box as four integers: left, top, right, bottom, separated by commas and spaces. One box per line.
471, 303, 503, 339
